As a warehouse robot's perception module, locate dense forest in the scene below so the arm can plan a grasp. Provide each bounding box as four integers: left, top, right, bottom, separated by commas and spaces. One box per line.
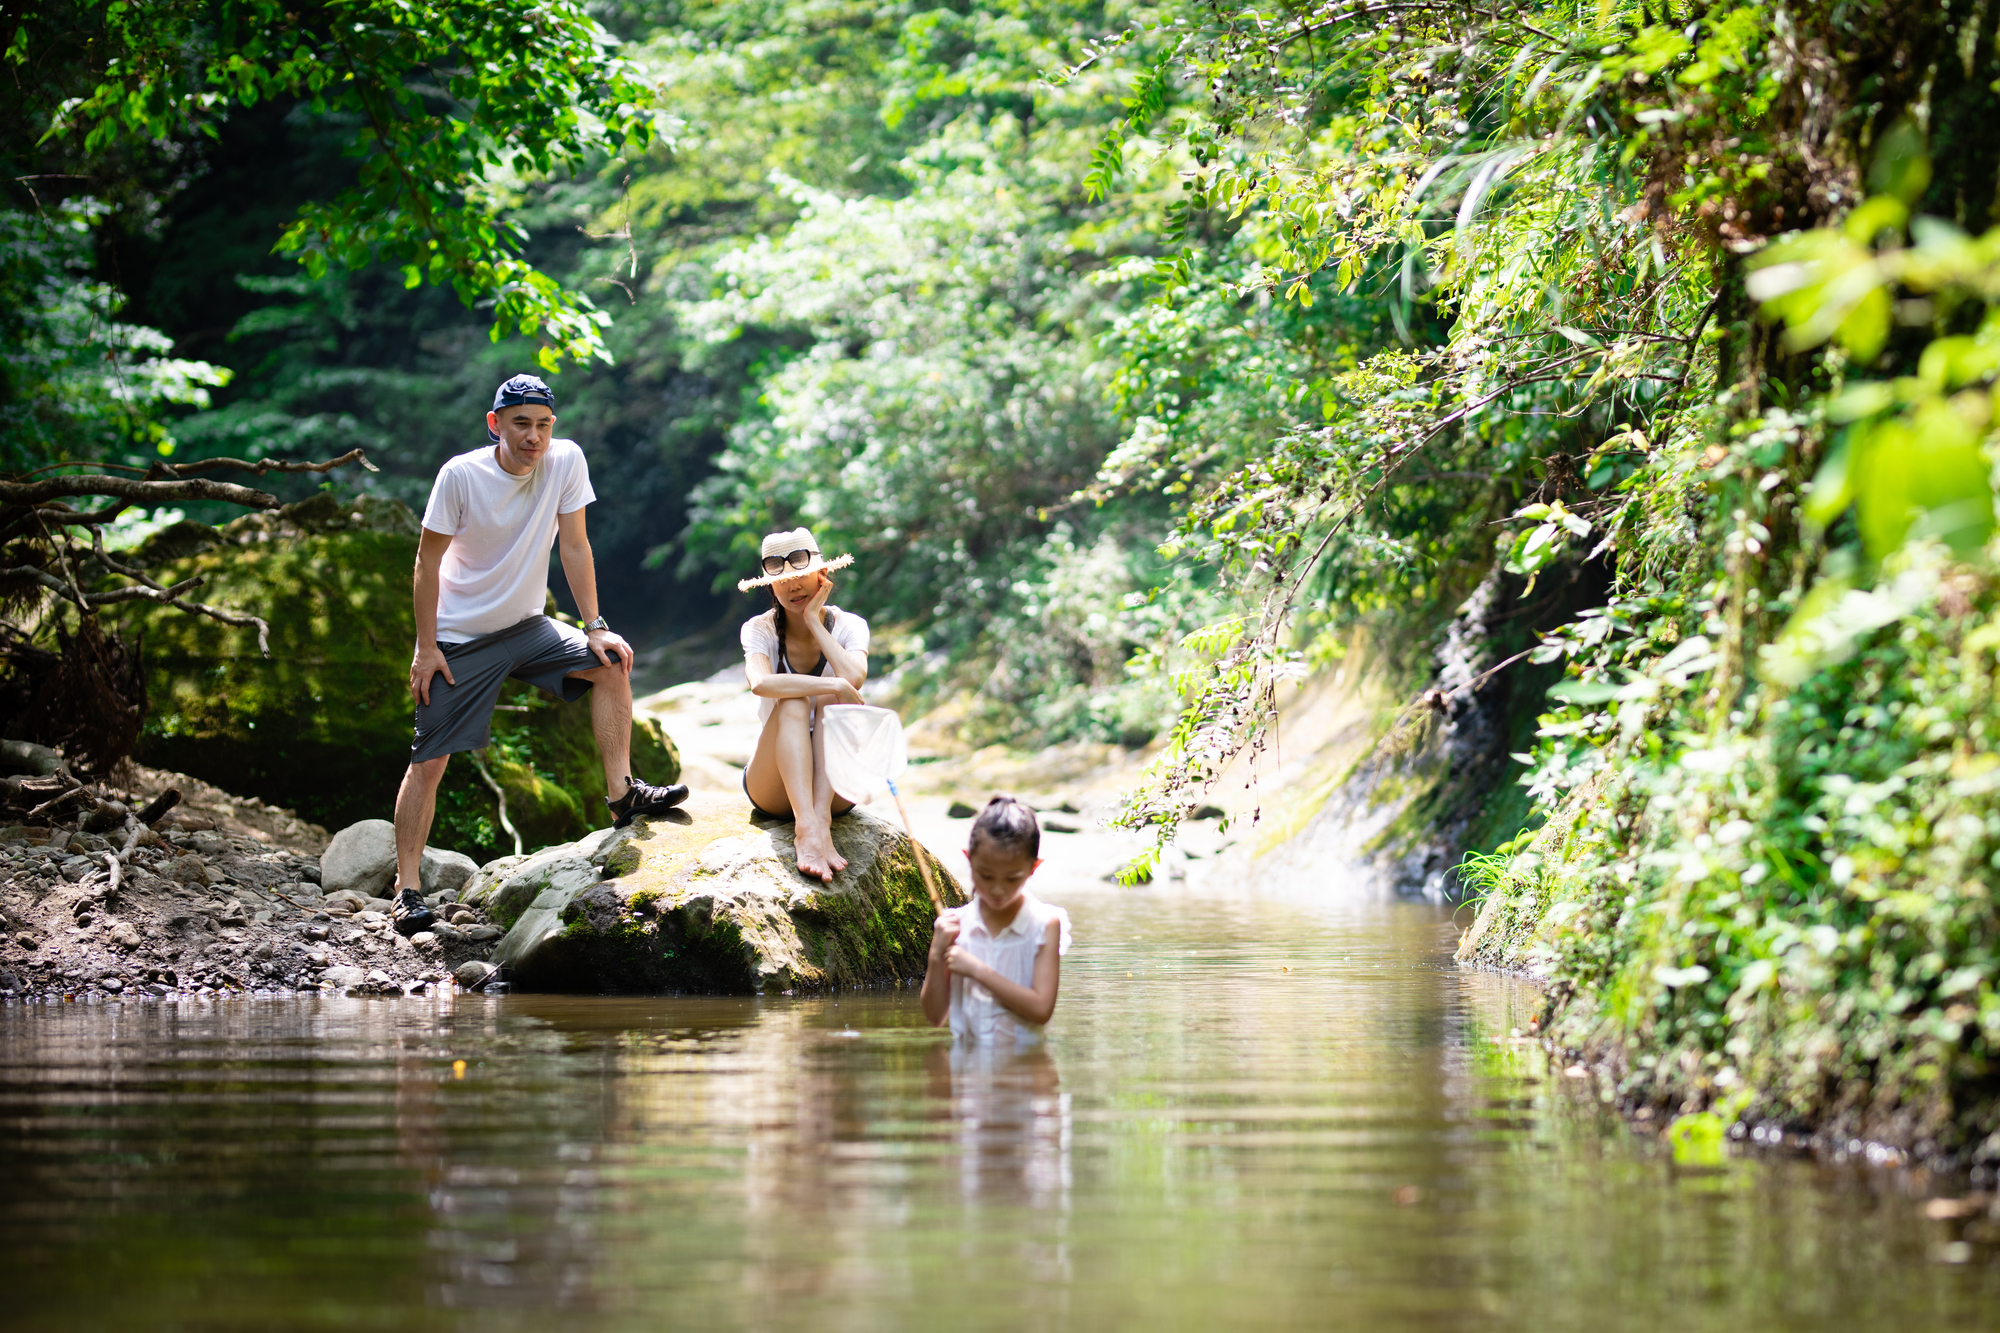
13, 0, 2000, 1159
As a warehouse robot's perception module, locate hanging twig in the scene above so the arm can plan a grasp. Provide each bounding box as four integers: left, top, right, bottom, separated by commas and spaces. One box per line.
471, 751, 523, 857
579, 173, 641, 304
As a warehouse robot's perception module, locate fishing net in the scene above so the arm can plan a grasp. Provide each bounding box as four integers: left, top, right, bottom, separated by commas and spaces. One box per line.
820, 704, 907, 806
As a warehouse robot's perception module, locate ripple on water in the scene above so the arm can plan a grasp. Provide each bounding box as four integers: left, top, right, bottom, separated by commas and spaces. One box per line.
0, 890, 1993, 1331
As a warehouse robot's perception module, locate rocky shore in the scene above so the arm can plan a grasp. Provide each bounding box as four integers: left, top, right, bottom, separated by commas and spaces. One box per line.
0, 767, 509, 1002
0, 750, 961, 1002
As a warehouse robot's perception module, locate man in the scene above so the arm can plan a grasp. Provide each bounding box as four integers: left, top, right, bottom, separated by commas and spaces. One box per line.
389, 374, 687, 935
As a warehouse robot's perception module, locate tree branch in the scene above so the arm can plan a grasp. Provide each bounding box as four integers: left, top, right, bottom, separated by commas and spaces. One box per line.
0, 475, 280, 508
86, 576, 208, 606
168, 596, 272, 657
0, 564, 206, 608
157, 447, 378, 478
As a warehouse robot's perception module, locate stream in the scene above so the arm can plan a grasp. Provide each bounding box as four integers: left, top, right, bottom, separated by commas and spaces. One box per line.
3, 886, 1995, 1330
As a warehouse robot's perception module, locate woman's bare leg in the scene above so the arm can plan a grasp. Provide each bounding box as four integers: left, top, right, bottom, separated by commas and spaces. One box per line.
744, 697, 835, 881
810, 717, 849, 873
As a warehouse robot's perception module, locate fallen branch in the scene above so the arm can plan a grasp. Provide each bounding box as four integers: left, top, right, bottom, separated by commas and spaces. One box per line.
0, 475, 280, 509
27, 779, 87, 820
100, 816, 142, 896
135, 789, 181, 826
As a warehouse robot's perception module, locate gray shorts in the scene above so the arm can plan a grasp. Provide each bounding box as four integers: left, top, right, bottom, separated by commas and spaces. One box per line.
411, 615, 607, 763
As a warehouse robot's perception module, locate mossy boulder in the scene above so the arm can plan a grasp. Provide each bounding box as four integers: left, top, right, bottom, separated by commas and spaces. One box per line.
111, 491, 678, 860
471, 790, 962, 994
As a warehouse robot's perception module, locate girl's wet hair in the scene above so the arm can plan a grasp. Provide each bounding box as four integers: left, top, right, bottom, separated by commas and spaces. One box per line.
969, 794, 1039, 861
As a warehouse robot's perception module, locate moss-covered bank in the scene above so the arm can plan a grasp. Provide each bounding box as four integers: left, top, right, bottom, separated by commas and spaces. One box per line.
1457, 543, 2000, 1170
112, 492, 678, 860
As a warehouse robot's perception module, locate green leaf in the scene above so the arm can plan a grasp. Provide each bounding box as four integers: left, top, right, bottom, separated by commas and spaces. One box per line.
1547, 678, 1623, 705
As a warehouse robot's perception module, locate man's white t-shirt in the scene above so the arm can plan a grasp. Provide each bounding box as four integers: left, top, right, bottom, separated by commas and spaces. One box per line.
421, 439, 595, 643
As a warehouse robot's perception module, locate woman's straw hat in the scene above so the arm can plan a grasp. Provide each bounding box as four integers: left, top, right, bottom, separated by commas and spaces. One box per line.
737, 527, 855, 591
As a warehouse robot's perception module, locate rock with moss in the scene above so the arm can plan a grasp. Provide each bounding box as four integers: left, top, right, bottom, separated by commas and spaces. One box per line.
110, 491, 678, 860
474, 790, 961, 993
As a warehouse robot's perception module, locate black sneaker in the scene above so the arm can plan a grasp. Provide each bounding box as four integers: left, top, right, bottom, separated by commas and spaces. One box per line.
607, 776, 690, 827
391, 887, 436, 937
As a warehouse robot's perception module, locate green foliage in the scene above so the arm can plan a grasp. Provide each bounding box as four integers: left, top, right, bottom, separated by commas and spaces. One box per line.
1061, 0, 2000, 1154
0, 202, 230, 470
1749, 201, 2000, 557
24, 0, 666, 370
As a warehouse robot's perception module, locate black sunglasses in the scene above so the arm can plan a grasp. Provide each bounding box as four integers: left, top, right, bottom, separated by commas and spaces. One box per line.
760, 548, 818, 576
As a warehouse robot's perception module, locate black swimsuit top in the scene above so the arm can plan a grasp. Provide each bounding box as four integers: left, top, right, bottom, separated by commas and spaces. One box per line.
773, 612, 828, 678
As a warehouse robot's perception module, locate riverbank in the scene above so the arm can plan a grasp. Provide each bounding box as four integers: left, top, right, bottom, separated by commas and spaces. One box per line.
0, 765, 505, 1002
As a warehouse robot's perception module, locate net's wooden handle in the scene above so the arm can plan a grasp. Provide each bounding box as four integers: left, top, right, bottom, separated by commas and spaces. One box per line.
889, 785, 943, 912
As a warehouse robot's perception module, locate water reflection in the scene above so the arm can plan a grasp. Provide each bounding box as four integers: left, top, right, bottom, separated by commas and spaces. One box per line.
932, 1044, 1071, 1212
0, 891, 1995, 1332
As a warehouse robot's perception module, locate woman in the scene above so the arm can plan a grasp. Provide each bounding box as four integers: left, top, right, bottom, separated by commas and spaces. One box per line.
738, 527, 870, 882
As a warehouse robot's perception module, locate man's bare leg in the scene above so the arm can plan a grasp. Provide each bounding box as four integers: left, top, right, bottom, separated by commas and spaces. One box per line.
393, 756, 450, 892
569, 661, 633, 801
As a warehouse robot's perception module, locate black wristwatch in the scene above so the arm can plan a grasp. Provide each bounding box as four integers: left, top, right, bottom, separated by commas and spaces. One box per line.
583, 615, 609, 632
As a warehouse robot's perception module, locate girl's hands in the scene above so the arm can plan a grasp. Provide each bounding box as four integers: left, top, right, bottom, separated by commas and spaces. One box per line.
929, 912, 961, 964
944, 943, 984, 978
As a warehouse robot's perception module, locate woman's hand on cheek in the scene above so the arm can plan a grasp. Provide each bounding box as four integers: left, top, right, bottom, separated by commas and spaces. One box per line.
806, 572, 833, 618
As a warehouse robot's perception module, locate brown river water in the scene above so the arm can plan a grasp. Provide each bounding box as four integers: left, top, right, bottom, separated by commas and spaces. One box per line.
2, 887, 1996, 1330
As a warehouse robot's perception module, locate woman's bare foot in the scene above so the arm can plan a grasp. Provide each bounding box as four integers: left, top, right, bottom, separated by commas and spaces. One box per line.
825, 829, 848, 874
794, 825, 836, 883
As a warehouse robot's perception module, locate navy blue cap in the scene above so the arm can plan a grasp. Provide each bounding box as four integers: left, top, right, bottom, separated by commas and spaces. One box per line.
487, 374, 557, 442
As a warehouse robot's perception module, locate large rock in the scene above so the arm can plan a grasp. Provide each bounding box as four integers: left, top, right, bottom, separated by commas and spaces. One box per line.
322, 819, 488, 898
112, 493, 679, 861
321, 819, 397, 898
422, 847, 479, 897
467, 791, 961, 994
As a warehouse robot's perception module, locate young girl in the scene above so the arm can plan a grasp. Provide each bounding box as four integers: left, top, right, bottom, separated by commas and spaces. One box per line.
921, 797, 1072, 1046
739, 527, 869, 883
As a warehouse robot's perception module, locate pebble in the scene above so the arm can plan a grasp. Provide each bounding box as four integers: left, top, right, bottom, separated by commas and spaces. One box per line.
410, 932, 437, 947
100, 977, 123, 994
464, 925, 502, 942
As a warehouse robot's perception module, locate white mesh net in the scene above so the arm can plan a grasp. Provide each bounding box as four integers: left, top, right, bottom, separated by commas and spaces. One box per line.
820, 704, 908, 806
